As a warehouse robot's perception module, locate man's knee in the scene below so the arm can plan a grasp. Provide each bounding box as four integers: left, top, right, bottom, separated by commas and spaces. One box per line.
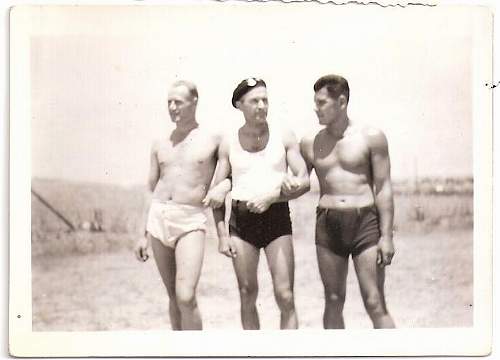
363, 294, 385, 316
239, 282, 258, 304
274, 287, 295, 311
175, 286, 197, 310
325, 291, 346, 309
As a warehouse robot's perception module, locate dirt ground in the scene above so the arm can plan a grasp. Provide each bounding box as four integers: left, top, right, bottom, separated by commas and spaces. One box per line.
32, 228, 473, 331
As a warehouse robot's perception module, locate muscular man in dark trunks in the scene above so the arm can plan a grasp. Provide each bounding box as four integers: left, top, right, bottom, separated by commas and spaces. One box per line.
300, 74, 396, 329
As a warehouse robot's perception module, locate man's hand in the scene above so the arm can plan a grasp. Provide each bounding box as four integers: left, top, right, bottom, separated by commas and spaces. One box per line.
218, 236, 237, 258
281, 174, 301, 196
376, 236, 395, 267
247, 190, 279, 214
134, 235, 150, 262
202, 188, 226, 209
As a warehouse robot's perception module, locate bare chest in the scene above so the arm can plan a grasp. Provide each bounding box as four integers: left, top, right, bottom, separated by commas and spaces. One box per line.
312, 136, 370, 173
156, 136, 217, 170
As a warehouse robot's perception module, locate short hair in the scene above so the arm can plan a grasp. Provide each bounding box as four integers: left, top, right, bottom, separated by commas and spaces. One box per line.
171, 80, 198, 100
313, 74, 349, 103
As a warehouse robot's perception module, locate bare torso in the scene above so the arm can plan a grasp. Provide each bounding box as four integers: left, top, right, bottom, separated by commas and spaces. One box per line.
152, 127, 219, 206
302, 125, 375, 209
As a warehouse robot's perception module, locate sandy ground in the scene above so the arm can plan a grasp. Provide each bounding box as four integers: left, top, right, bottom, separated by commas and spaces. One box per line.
32, 228, 473, 331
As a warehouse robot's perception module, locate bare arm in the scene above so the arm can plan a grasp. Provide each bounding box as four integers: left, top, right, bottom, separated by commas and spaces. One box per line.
135, 141, 160, 262
211, 139, 237, 258
143, 142, 160, 233
299, 136, 314, 177
147, 142, 161, 193
280, 129, 311, 200
367, 128, 395, 266
202, 133, 232, 208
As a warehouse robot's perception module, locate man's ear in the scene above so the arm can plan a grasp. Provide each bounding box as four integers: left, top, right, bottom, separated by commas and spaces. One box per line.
235, 100, 242, 109
338, 94, 348, 109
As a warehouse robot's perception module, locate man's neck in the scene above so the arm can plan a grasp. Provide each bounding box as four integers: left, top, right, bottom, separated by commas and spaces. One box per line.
242, 120, 268, 135
326, 114, 349, 138
175, 117, 198, 132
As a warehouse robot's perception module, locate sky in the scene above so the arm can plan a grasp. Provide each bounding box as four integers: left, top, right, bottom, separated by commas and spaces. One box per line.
28, 3, 479, 186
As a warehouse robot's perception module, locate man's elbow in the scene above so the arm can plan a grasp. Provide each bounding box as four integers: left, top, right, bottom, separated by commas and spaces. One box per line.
374, 178, 391, 194
212, 207, 225, 220
300, 176, 311, 192
298, 184, 311, 198
291, 180, 310, 199
147, 180, 156, 193
375, 187, 394, 209
223, 177, 233, 191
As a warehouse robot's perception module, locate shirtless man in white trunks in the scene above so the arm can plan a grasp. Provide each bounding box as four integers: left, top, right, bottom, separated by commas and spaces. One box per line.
208, 78, 309, 329
134, 80, 229, 330
300, 74, 396, 328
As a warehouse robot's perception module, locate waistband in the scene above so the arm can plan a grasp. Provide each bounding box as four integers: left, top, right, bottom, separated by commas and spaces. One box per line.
317, 204, 376, 216
151, 199, 205, 210
232, 199, 289, 210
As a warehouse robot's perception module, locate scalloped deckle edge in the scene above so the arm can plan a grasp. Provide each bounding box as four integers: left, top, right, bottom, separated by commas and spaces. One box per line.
213, 0, 437, 7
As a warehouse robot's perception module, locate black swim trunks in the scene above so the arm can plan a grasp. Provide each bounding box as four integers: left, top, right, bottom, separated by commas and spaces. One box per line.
315, 205, 381, 258
229, 200, 292, 249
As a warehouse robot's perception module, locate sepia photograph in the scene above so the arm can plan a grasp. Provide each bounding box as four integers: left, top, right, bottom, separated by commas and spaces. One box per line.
9, 1, 492, 357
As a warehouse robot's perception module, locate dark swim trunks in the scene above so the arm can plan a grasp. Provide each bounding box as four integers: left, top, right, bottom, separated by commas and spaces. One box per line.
315, 205, 381, 258
229, 200, 292, 249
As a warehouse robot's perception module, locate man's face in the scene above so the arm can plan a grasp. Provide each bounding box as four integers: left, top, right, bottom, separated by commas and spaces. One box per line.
237, 86, 268, 124
167, 85, 197, 123
314, 87, 342, 126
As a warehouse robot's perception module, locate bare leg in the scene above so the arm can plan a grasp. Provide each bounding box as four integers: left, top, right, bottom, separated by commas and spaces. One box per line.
353, 246, 395, 328
316, 245, 349, 329
264, 235, 298, 329
231, 236, 260, 330
174, 230, 206, 330
150, 236, 181, 330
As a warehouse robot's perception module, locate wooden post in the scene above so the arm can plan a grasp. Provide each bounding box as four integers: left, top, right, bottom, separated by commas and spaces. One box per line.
31, 188, 76, 231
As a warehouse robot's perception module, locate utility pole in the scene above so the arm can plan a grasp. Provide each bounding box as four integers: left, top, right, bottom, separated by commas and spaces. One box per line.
413, 156, 419, 194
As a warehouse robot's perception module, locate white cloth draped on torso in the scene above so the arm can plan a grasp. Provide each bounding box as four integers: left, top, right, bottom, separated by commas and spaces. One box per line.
229, 124, 287, 201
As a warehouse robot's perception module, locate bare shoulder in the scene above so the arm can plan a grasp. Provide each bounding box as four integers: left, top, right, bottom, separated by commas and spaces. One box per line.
195, 126, 226, 156
268, 123, 297, 150
278, 126, 299, 147
219, 132, 231, 153
360, 125, 388, 151
198, 124, 222, 142
150, 138, 162, 153
210, 127, 231, 155
300, 129, 320, 148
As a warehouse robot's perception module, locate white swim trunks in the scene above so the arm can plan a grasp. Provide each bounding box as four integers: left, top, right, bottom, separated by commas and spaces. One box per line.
146, 200, 207, 248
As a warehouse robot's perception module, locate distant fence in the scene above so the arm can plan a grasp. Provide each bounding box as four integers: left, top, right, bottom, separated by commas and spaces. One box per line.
393, 177, 473, 196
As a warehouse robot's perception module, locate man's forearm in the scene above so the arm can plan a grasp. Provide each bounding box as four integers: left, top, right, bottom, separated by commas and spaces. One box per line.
278, 175, 310, 201
141, 191, 153, 236
211, 178, 232, 196
375, 185, 394, 239
213, 206, 227, 239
